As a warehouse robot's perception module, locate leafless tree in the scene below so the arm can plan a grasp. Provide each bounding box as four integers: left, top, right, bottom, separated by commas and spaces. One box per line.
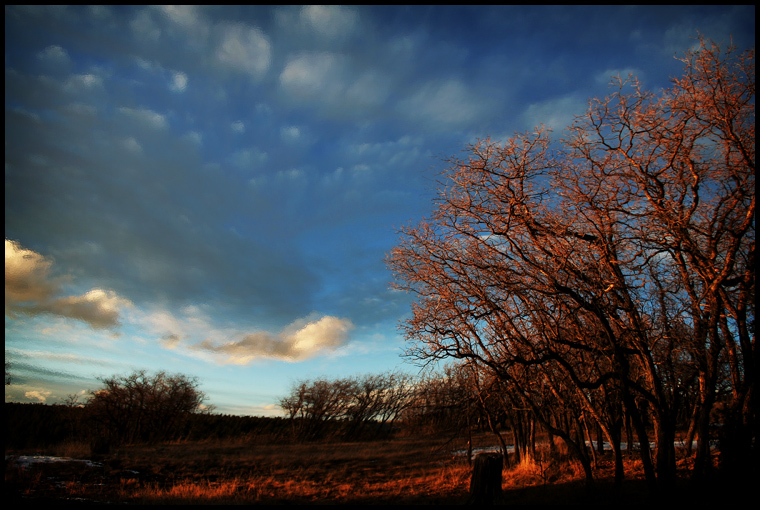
279, 371, 416, 441
388, 39, 754, 489
85, 370, 209, 445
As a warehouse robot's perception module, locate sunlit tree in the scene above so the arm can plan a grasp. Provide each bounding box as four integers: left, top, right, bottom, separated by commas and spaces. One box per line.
279, 371, 415, 441
388, 39, 754, 489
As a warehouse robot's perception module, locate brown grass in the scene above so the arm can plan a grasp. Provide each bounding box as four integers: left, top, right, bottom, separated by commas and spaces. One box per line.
6, 436, 474, 505
5, 434, 750, 505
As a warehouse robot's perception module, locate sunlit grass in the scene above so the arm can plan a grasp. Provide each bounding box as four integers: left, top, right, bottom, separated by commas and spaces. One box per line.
118, 450, 473, 504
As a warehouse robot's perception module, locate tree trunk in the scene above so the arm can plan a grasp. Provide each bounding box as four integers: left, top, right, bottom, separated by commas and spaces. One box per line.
468, 452, 503, 505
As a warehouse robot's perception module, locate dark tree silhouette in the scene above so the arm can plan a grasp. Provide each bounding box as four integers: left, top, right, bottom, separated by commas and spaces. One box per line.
85, 370, 209, 445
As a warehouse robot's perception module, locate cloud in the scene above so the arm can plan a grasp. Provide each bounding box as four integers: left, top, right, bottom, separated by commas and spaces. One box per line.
299, 5, 359, 40
196, 315, 355, 364
121, 136, 143, 153
522, 94, 587, 131
25, 390, 52, 403
64, 73, 103, 94
215, 22, 271, 78
159, 5, 203, 31
170, 71, 188, 92
45, 289, 132, 329
118, 106, 168, 130
130, 9, 162, 42
279, 51, 345, 102
37, 44, 70, 63
36, 45, 72, 74
397, 78, 488, 129
5, 239, 59, 305
278, 52, 389, 116
5, 239, 132, 329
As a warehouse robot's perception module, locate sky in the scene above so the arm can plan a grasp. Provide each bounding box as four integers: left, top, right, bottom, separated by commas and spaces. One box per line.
5, 6, 755, 416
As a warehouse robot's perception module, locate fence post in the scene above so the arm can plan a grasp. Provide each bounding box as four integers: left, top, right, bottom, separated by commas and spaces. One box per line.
467, 452, 503, 505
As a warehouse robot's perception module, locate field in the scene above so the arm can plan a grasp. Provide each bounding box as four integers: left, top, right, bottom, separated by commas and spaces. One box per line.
4, 433, 753, 505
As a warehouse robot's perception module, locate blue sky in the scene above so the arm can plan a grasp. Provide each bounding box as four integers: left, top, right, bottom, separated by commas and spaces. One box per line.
5, 6, 755, 416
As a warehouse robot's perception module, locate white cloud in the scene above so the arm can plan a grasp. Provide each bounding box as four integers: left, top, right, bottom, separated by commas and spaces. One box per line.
159, 5, 202, 31
37, 45, 71, 67
136, 304, 354, 364
280, 125, 301, 142
196, 315, 355, 364
170, 71, 188, 92
397, 79, 486, 129
5, 239, 58, 305
64, 73, 103, 94
278, 50, 390, 117
184, 131, 202, 146
522, 94, 587, 132
121, 137, 142, 154
230, 147, 268, 168
215, 23, 271, 78
279, 51, 344, 102
276, 168, 306, 181
231, 120, 245, 133
118, 106, 168, 130
299, 5, 358, 40
5, 239, 132, 330
288, 316, 353, 356
25, 390, 52, 402
46, 289, 132, 329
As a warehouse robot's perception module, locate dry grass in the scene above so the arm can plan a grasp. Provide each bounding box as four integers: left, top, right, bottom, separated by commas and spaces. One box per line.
6, 436, 475, 505
6, 435, 748, 505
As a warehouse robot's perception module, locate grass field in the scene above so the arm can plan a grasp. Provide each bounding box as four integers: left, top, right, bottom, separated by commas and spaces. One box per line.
4, 434, 752, 505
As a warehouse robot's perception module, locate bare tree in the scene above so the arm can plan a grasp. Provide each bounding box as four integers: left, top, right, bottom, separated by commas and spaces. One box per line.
387, 39, 754, 490
279, 371, 416, 441
85, 370, 209, 445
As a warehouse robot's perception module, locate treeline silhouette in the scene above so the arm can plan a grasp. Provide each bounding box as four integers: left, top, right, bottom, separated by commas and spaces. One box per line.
5, 402, 292, 450
3, 367, 482, 450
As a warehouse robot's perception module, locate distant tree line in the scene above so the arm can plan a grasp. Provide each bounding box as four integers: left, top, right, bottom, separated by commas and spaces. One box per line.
5, 401, 291, 451
6, 402, 84, 450
7, 368, 544, 451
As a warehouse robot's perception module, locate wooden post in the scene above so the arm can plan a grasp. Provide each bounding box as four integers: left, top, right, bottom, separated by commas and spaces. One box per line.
468, 452, 503, 505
